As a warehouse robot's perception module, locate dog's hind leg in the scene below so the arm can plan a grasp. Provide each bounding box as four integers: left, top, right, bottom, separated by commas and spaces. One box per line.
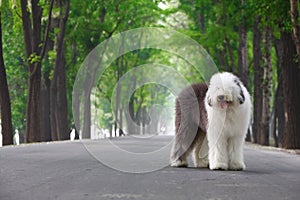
170, 140, 190, 167
170, 129, 197, 167
193, 131, 209, 168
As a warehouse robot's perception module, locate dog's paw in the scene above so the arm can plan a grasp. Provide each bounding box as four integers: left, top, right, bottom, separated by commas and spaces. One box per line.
170, 159, 188, 167
209, 162, 228, 170
229, 162, 245, 171
194, 158, 209, 168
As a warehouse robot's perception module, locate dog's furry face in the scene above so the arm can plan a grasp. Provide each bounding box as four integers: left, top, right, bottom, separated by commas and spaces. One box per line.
206, 72, 245, 110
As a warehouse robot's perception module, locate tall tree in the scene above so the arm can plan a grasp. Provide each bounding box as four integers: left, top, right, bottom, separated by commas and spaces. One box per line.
0, 10, 13, 145
270, 0, 300, 149
20, 0, 54, 143
50, 0, 70, 140
252, 16, 263, 144
20, 0, 42, 142
237, 0, 250, 141
281, 30, 300, 149
260, 25, 272, 146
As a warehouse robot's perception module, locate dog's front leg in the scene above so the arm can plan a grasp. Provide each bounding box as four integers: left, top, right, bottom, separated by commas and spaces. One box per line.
207, 133, 229, 170
228, 136, 246, 170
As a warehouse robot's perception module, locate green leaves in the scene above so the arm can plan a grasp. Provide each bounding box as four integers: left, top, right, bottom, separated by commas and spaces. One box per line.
28, 53, 41, 64
48, 50, 56, 61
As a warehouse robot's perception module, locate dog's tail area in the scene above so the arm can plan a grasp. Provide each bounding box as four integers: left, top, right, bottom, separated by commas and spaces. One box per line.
170, 141, 189, 167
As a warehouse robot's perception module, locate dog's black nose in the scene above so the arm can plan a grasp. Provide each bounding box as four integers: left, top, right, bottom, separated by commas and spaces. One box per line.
218, 95, 225, 101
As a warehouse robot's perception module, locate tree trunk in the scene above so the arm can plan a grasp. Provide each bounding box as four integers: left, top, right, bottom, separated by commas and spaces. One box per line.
272, 108, 278, 147
142, 107, 147, 135
225, 37, 236, 73
41, 76, 52, 141
26, 67, 42, 142
125, 74, 137, 135
290, 0, 300, 62
273, 38, 285, 147
50, 0, 70, 141
127, 93, 135, 135
81, 51, 99, 139
0, 13, 13, 145
237, 13, 250, 141
119, 108, 124, 136
73, 87, 81, 138
260, 25, 272, 146
281, 31, 300, 149
114, 64, 121, 137
81, 53, 98, 139
253, 16, 263, 144
272, 76, 284, 147
81, 52, 104, 139
75, 8, 108, 139
21, 0, 54, 143
50, 81, 58, 140
195, 2, 206, 33
41, 33, 54, 142
21, 0, 42, 143
238, 23, 249, 88
276, 76, 285, 146
82, 90, 91, 139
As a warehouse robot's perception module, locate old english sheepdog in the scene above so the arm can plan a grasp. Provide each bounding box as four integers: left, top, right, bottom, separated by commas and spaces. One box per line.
170, 72, 251, 170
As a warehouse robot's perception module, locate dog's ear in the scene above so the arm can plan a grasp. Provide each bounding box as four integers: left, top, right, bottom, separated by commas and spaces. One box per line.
238, 93, 245, 104
234, 78, 245, 104
207, 95, 212, 106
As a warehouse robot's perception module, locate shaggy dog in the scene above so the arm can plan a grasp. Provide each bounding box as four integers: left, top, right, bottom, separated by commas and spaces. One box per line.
170, 72, 251, 170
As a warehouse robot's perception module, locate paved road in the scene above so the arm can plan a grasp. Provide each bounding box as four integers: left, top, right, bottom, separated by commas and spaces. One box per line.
1, 136, 300, 200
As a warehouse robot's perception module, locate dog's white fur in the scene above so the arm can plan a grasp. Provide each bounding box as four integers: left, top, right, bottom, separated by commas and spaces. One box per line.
205, 72, 251, 170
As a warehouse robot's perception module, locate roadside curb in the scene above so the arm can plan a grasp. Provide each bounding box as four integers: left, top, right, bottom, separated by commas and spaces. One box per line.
245, 142, 300, 155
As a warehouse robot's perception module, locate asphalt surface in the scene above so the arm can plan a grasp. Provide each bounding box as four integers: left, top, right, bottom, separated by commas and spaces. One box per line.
1, 136, 300, 200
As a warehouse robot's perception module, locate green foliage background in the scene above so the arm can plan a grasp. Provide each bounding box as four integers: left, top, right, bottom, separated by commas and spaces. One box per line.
1, 0, 293, 138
